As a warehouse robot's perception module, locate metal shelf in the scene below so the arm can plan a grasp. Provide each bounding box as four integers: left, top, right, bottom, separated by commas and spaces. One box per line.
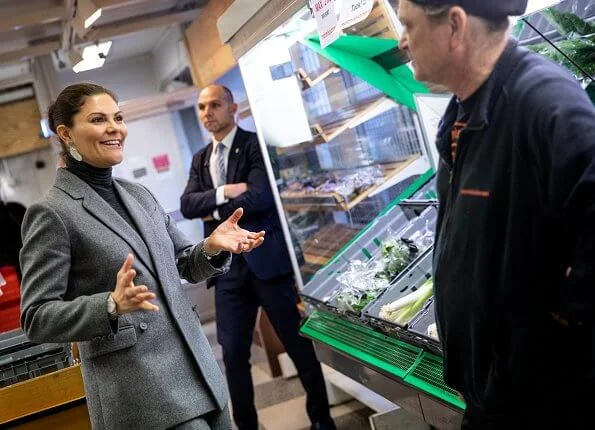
312, 97, 392, 143
281, 156, 419, 212
297, 65, 341, 90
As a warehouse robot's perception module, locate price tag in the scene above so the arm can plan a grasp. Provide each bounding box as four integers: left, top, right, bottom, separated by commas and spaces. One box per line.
339, 0, 374, 29
311, 0, 341, 48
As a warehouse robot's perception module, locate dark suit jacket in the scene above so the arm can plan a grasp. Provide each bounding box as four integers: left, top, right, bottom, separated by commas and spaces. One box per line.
181, 127, 293, 282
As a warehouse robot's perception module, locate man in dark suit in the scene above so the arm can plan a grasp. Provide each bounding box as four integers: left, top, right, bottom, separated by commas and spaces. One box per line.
181, 85, 335, 430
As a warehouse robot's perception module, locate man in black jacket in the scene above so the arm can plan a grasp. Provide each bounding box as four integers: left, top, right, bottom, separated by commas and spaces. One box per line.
398, 0, 595, 427
181, 85, 335, 430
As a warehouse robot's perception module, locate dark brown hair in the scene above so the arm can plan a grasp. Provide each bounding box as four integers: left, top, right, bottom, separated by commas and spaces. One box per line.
48, 83, 118, 155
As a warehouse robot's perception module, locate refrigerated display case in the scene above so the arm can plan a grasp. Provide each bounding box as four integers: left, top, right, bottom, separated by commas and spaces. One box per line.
299, 184, 437, 322
239, 2, 436, 286
234, 0, 593, 428
237, 1, 462, 427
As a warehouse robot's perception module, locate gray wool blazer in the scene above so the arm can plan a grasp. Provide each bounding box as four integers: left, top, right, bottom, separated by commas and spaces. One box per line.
20, 168, 231, 430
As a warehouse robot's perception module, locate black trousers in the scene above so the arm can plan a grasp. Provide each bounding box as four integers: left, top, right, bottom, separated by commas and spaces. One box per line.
461, 391, 591, 429
215, 256, 331, 430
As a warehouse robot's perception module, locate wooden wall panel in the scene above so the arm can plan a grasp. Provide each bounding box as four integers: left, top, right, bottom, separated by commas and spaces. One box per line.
0, 98, 49, 159
184, 0, 237, 87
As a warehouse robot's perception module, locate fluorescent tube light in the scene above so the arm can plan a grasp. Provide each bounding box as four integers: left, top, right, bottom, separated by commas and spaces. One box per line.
85, 7, 102, 29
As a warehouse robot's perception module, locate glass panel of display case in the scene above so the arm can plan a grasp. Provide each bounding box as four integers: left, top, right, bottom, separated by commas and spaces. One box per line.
240, 1, 435, 285
513, 0, 595, 102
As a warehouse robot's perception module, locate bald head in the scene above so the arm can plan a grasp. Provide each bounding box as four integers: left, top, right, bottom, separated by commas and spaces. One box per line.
198, 84, 238, 141
201, 84, 234, 104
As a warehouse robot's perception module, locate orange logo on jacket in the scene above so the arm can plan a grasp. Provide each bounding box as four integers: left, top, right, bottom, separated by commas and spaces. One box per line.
460, 189, 490, 198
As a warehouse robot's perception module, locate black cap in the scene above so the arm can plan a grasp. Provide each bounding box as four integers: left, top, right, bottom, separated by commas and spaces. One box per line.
409, 0, 528, 20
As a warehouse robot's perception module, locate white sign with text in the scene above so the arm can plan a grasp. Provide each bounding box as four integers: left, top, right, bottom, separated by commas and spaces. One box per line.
339, 0, 374, 29
311, 0, 341, 48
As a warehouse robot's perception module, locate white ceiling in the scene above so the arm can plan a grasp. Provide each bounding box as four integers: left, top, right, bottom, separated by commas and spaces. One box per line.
0, 0, 205, 82
99, 26, 169, 62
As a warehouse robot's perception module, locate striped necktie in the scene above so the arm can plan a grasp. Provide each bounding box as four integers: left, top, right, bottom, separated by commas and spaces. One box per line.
215, 142, 227, 187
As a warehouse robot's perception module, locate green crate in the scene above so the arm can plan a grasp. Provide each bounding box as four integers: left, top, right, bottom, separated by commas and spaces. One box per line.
300, 311, 422, 378
404, 352, 466, 410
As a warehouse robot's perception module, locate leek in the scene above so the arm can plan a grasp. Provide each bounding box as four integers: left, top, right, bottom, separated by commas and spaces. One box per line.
379, 278, 433, 325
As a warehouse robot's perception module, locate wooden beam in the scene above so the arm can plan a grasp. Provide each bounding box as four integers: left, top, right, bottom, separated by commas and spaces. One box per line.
119, 86, 199, 122
184, 0, 236, 87
0, 6, 200, 66
0, 73, 34, 91
84, 9, 199, 41
0, 41, 60, 65
0, 6, 64, 33
226, 0, 304, 59
217, 0, 269, 43
61, 0, 76, 51
95, 0, 159, 9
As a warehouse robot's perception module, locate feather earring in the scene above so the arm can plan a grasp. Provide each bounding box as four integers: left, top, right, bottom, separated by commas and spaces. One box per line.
68, 142, 83, 161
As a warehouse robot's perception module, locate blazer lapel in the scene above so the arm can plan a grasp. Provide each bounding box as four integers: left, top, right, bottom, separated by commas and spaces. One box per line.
113, 181, 173, 279
202, 144, 215, 189
55, 170, 157, 278
226, 129, 243, 183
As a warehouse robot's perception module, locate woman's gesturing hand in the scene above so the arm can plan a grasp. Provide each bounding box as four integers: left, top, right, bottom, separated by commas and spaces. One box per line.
204, 208, 265, 255
111, 254, 159, 314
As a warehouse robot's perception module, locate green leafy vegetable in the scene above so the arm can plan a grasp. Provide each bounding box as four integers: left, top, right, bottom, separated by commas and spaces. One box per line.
336, 289, 382, 314
377, 238, 414, 281
543, 9, 595, 38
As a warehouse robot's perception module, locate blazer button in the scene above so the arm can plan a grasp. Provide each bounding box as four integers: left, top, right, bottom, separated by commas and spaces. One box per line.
139, 322, 148, 331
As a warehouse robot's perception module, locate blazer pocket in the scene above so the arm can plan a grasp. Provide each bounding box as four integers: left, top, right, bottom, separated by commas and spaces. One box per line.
87, 325, 137, 359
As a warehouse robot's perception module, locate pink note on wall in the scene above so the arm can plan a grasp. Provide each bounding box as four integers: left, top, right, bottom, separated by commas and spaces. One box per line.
152, 154, 170, 173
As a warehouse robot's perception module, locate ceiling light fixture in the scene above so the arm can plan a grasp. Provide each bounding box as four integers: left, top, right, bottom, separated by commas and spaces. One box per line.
73, 0, 102, 38
72, 41, 112, 73
85, 8, 102, 29
83, 41, 112, 59
73, 56, 105, 73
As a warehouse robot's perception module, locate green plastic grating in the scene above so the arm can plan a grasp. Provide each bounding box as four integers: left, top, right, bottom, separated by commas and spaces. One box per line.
404, 352, 466, 410
300, 311, 421, 379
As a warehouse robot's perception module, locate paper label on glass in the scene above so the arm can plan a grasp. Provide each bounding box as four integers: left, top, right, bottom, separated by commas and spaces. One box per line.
339, 0, 374, 29
311, 0, 341, 48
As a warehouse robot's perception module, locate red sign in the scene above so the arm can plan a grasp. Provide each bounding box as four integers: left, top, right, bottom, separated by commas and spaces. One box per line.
152, 154, 170, 173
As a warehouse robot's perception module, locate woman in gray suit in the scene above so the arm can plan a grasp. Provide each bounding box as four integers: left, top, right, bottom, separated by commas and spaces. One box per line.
19, 83, 265, 430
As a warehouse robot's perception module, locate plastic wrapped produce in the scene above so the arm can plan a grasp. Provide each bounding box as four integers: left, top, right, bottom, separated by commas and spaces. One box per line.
376, 232, 418, 281
333, 166, 383, 198
409, 219, 435, 253
335, 260, 390, 314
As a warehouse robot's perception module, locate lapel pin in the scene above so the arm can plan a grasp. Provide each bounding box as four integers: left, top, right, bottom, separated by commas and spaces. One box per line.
235, 148, 239, 154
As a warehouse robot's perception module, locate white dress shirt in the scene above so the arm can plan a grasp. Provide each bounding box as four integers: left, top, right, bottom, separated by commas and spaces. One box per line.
209, 126, 237, 220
